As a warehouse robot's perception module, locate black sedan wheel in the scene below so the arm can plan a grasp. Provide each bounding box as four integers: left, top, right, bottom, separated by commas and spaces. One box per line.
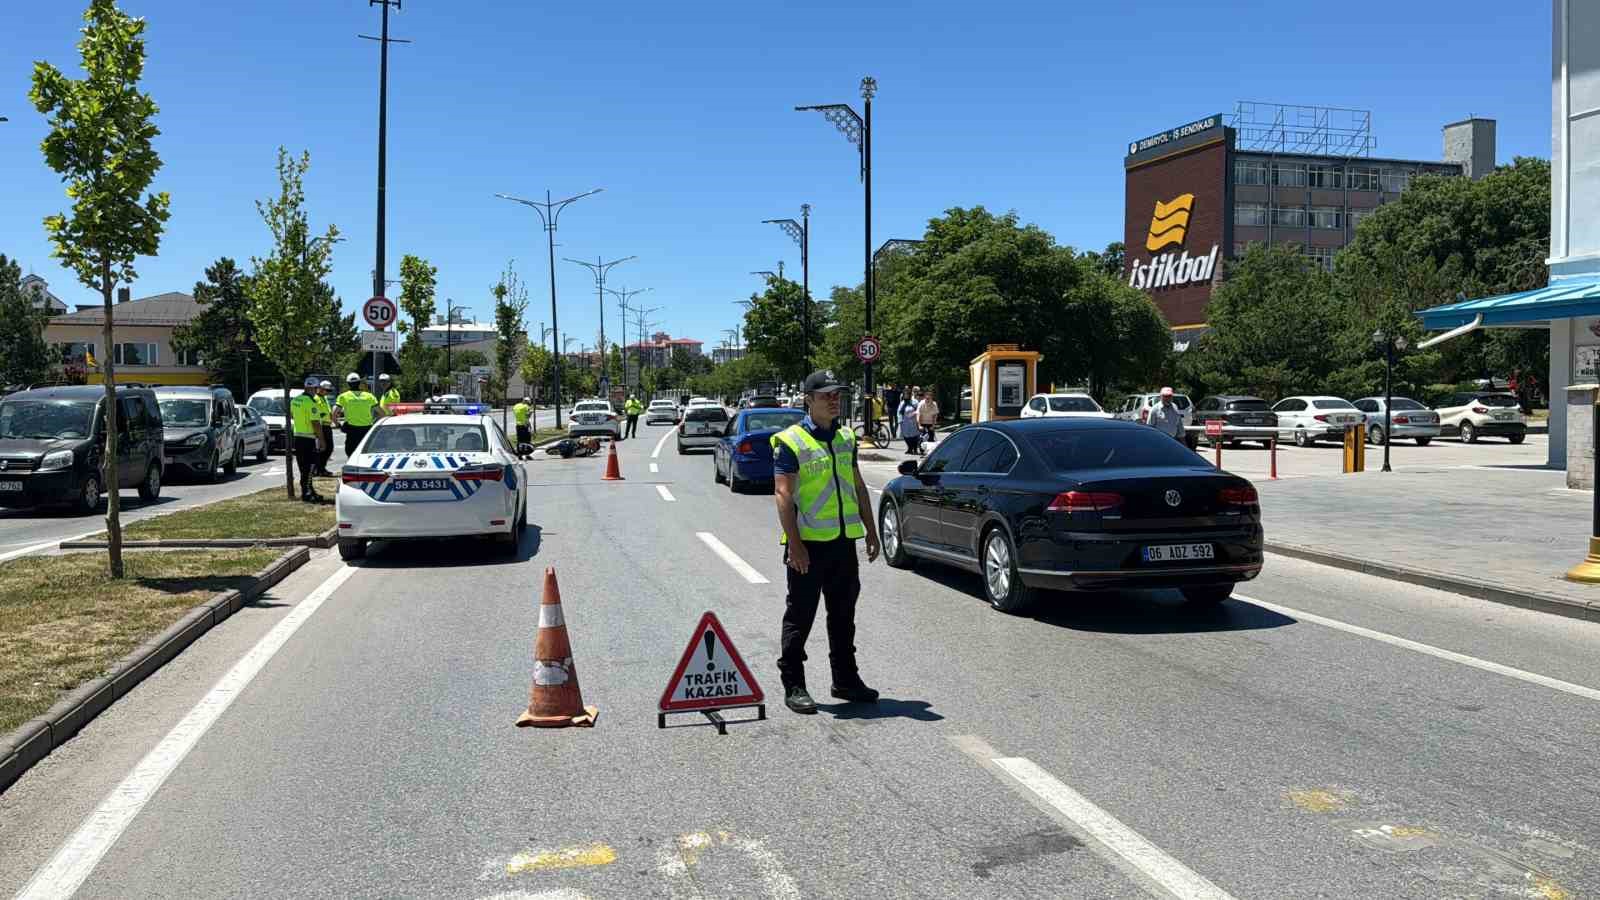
981, 527, 1034, 614
879, 498, 913, 569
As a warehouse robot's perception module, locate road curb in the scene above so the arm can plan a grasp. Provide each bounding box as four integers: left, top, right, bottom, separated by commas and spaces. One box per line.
1264, 540, 1600, 623
57, 526, 335, 551
0, 545, 312, 794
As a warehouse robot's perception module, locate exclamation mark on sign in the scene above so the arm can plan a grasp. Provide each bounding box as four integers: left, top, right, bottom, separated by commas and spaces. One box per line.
705, 632, 717, 672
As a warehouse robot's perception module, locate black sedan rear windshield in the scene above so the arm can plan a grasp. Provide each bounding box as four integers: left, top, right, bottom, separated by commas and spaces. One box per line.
1227, 399, 1269, 411
1028, 426, 1204, 471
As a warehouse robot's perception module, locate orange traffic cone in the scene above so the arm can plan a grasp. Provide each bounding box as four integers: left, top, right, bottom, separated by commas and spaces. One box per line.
516, 567, 598, 728
601, 440, 624, 481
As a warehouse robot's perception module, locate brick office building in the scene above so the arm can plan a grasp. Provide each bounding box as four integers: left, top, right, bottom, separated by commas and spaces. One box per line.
1123, 103, 1494, 348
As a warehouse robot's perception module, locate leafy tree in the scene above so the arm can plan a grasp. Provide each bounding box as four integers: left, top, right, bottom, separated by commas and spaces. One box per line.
312, 282, 362, 378
1059, 269, 1170, 397
819, 284, 865, 383
743, 276, 816, 383
0, 255, 54, 388
608, 346, 625, 391
173, 257, 279, 398
397, 254, 438, 400
31, 0, 172, 577
519, 340, 551, 402
492, 260, 529, 422
1083, 241, 1125, 278
245, 148, 339, 500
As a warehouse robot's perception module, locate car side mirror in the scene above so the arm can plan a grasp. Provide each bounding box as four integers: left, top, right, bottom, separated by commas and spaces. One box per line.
897, 460, 919, 476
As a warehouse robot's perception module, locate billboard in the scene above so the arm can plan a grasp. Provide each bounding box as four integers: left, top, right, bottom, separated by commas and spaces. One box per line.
1123, 128, 1229, 329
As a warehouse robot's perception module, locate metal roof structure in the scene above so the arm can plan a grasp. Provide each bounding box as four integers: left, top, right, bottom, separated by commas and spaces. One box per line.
1417, 277, 1600, 329
50, 292, 199, 327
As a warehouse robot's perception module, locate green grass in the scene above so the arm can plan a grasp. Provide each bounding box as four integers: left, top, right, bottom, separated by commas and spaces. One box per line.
97, 476, 338, 542
0, 549, 281, 733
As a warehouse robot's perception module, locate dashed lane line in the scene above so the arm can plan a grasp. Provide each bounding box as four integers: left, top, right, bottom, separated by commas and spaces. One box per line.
1234, 593, 1600, 703
656, 485, 676, 502
696, 532, 769, 584
651, 427, 674, 460
17, 563, 360, 900
951, 735, 1236, 900
650, 463, 659, 474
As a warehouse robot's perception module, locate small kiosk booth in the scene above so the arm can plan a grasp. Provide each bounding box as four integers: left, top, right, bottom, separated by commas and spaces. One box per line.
968, 344, 1042, 423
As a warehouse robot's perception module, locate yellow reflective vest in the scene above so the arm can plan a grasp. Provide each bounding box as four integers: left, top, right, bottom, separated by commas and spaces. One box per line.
289, 394, 319, 437
770, 422, 865, 544
379, 387, 401, 412
512, 402, 532, 426
336, 390, 380, 426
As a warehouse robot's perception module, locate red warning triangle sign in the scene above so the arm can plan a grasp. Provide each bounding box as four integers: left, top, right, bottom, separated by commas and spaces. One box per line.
659, 611, 764, 712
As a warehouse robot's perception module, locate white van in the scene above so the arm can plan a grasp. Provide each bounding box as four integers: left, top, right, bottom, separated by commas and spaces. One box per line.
245, 387, 304, 452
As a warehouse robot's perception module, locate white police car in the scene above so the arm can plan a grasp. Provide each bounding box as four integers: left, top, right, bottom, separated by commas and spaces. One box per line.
335, 402, 527, 560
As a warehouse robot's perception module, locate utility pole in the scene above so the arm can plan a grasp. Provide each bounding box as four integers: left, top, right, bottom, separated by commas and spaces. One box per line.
605, 285, 652, 391
763, 205, 811, 371
495, 188, 604, 428
361, 0, 411, 391
565, 254, 635, 391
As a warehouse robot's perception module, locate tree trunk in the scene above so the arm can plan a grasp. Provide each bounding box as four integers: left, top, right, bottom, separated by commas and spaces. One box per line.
283, 378, 295, 500
100, 257, 123, 578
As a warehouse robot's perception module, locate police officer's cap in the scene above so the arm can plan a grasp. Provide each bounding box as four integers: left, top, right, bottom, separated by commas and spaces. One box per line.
345, 372, 360, 383
378, 373, 391, 382
800, 370, 843, 394
319, 380, 333, 390
303, 376, 320, 388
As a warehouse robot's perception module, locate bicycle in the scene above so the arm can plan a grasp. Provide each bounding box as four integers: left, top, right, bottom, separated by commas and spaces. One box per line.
852, 419, 893, 447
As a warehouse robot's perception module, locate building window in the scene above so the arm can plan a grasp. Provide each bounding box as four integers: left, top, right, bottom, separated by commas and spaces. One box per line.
53, 342, 95, 364
1349, 208, 1375, 230
1303, 246, 1336, 272
1308, 163, 1343, 189
174, 347, 202, 367
1346, 166, 1380, 191
114, 342, 159, 366
1272, 163, 1308, 187
1235, 202, 1268, 226
1380, 168, 1412, 193
1233, 159, 1268, 186
1271, 206, 1308, 228
1310, 206, 1343, 229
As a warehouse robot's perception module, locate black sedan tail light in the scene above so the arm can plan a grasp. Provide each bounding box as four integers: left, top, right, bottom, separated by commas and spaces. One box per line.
1047, 490, 1123, 513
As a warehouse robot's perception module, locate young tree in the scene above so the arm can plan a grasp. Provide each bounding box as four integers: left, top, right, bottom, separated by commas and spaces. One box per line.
743, 276, 816, 383
31, 0, 172, 577
397, 254, 438, 400
519, 340, 551, 403
311, 282, 363, 378
173, 258, 278, 398
0, 255, 54, 388
492, 260, 529, 430
245, 148, 339, 499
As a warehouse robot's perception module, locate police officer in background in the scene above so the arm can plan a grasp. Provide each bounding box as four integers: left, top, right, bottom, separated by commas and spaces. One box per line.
336, 373, 380, 457
622, 394, 643, 440
290, 377, 327, 502
770, 370, 882, 714
512, 396, 534, 458
313, 380, 336, 477
377, 373, 401, 414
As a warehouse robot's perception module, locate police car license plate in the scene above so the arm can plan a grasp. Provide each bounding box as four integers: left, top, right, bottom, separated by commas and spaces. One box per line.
0, 480, 21, 492
392, 478, 450, 491
1143, 542, 1214, 563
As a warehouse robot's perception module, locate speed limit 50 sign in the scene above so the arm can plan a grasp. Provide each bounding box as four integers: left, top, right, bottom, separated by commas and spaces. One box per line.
363, 296, 397, 330
853, 336, 881, 365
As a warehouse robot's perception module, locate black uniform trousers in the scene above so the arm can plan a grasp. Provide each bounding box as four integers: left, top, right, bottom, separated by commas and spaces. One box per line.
343, 424, 370, 457
624, 415, 639, 439
317, 424, 335, 472
292, 435, 319, 498
778, 537, 861, 689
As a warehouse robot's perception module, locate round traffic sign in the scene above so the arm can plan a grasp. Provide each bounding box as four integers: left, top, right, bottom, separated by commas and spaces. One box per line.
854, 336, 881, 365
363, 296, 397, 330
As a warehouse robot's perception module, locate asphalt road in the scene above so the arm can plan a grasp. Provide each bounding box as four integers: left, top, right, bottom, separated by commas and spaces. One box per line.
3, 422, 1598, 898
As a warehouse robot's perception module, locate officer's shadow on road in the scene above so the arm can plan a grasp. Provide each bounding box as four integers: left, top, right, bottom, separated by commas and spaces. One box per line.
349, 523, 544, 568
819, 698, 944, 722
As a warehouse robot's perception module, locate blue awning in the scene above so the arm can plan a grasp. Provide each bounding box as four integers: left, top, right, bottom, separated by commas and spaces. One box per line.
1417, 277, 1600, 329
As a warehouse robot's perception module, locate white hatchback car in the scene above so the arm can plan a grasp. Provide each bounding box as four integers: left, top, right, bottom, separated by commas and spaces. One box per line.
1434, 391, 1527, 444
335, 409, 528, 559
1271, 396, 1366, 447
645, 399, 679, 425
567, 399, 621, 439
1019, 393, 1114, 419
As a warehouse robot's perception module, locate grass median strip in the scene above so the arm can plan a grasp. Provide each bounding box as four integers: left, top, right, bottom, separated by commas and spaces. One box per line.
93, 476, 338, 542
0, 548, 281, 734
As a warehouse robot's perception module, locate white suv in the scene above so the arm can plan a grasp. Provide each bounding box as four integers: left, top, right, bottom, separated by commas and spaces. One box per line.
1435, 391, 1527, 444
1114, 392, 1196, 447
645, 399, 679, 425
567, 399, 620, 439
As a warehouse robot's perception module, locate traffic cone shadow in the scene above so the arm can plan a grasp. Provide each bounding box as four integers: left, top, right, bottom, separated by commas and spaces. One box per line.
601, 440, 624, 481
516, 567, 598, 728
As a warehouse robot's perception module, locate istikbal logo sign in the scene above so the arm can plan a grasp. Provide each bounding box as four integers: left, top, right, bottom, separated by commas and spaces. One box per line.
1128, 193, 1218, 291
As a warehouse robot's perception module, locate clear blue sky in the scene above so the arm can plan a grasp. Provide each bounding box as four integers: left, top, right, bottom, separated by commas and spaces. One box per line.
2, 0, 1549, 356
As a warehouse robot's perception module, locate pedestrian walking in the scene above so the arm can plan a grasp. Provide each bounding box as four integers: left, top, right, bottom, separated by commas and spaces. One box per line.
512, 395, 534, 458
290, 377, 326, 503
882, 383, 902, 440
898, 392, 921, 455
377, 373, 401, 415
917, 389, 940, 449
335, 373, 380, 457
770, 369, 882, 715
623, 394, 643, 440
313, 379, 336, 477
1148, 386, 1187, 443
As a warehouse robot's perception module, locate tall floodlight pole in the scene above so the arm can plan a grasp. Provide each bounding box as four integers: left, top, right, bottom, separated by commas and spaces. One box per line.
495, 188, 603, 428
605, 285, 652, 391
798, 76, 876, 433
628, 305, 663, 387
763, 204, 811, 370
361, 0, 411, 389
566, 254, 635, 389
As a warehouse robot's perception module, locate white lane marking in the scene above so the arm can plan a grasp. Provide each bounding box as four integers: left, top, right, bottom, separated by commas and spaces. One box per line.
651, 427, 674, 459
696, 532, 769, 584
656, 831, 800, 900
1236, 594, 1600, 703
17, 563, 359, 900
0, 535, 90, 564
649, 463, 659, 474
656, 485, 676, 502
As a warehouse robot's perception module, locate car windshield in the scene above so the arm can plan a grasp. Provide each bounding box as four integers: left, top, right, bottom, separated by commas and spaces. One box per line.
686, 407, 728, 422
1312, 399, 1356, 410
1227, 399, 1269, 411
1028, 425, 1205, 471
1476, 394, 1519, 408
649, 401, 673, 408
0, 399, 97, 440
364, 422, 487, 453
1389, 398, 1426, 411
1048, 396, 1101, 413
742, 411, 805, 432
1163, 396, 1193, 410
249, 395, 286, 415
575, 403, 612, 413
158, 399, 210, 427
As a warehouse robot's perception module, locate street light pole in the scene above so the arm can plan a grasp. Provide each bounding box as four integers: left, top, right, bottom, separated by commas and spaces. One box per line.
605, 285, 652, 392
495, 188, 603, 429
1372, 330, 1408, 472
566, 255, 635, 390
763, 204, 812, 371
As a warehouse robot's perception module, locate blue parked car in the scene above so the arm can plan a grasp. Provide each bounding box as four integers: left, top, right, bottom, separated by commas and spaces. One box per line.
712, 407, 808, 493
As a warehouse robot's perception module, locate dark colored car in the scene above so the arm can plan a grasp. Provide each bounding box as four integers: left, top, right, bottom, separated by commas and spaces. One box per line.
0, 384, 165, 514
878, 419, 1263, 614
1193, 395, 1279, 447
712, 407, 807, 493
156, 386, 241, 482
741, 395, 780, 410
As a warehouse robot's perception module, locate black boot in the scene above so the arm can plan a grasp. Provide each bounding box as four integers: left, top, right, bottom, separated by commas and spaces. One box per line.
830, 676, 879, 703
784, 685, 818, 714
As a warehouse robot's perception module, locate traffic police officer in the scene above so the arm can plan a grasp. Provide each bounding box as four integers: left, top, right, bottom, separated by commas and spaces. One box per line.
313, 379, 336, 477
512, 396, 534, 457
377, 373, 401, 414
770, 370, 882, 714
336, 373, 380, 457
623, 394, 643, 440
289, 377, 327, 502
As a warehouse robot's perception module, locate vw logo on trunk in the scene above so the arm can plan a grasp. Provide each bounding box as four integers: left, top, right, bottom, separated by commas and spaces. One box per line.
1164, 489, 1182, 507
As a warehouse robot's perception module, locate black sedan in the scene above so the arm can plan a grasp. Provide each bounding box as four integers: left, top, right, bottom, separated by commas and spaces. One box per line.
877, 418, 1263, 614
